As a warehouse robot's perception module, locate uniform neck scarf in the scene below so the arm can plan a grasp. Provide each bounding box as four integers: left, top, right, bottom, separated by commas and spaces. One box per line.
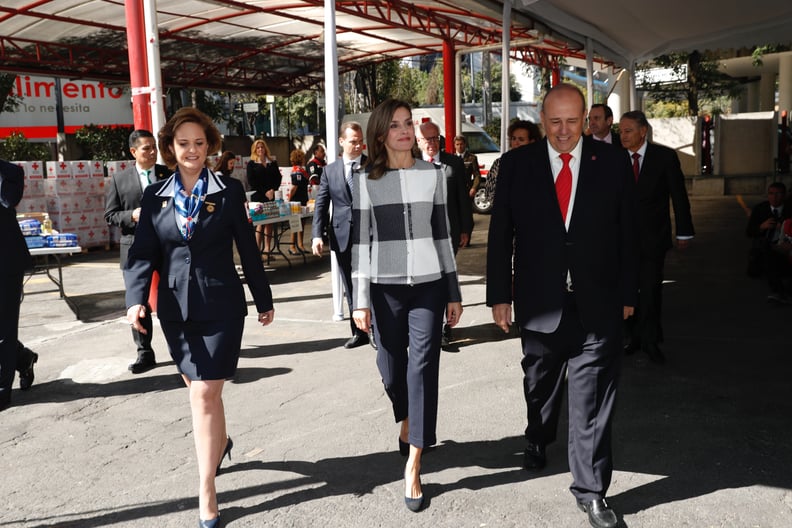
173, 168, 208, 241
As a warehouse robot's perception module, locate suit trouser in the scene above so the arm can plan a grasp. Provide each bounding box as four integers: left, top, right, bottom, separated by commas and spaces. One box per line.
0, 270, 30, 396
520, 293, 621, 501
764, 245, 792, 294
629, 251, 665, 347
336, 246, 366, 338
131, 303, 154, 359
371, 279, 446, 448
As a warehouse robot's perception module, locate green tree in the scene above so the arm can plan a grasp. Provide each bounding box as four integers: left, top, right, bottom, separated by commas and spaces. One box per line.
74, 124, 134, 161
638, 50, 741, 116
272, 90, 320, 136
0, 131, 51, 161
462, 60, 522, 103
0, 73, 22, 114
422, 63, 444, 105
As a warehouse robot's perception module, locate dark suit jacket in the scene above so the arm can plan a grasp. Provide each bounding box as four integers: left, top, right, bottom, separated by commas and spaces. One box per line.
105, 163, 170, 267
487, 137, 638, 334
311, 155, 366, 254
0, 159, 32, 275
633, 143, 695, 256
437, 151, 473, 249
124, 172, 273, 322
746, 201, 790, 240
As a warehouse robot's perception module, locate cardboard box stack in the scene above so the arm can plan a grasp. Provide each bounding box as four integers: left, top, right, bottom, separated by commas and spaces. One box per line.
42, 160, 109, 249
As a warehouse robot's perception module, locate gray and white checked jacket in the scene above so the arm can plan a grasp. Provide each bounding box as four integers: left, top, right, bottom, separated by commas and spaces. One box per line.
351, 159, 462, 310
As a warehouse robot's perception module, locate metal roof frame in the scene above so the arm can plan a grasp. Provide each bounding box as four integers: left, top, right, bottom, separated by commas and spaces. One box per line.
0, 0, 585, 96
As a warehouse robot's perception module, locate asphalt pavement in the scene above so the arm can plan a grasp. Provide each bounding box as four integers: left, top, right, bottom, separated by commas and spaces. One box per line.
3, 195, 790, 528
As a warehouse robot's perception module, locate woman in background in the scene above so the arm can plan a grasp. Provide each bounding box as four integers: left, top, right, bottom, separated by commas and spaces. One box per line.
247, 139, 281, 256
124, 108, 275, 528
484, 120, 542, 207
212, 151, 236, 178
287, 149, 310, 255
351, 98, 462, 513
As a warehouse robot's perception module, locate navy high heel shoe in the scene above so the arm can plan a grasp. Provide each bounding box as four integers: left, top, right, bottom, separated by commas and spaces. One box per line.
198, 516, 220, 528
216, 436, 233, 476
404, 476, 424, 512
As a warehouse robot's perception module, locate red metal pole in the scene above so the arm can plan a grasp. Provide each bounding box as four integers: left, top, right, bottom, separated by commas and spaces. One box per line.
551, 67, 560, 87
443, 39, 456, 153
125, 0, 151, 131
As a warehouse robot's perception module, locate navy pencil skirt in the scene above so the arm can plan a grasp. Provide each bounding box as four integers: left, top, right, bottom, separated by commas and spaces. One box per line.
160, 317, 244, 381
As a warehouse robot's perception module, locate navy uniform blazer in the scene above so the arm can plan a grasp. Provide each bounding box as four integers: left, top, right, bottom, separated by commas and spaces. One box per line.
311, 155, 366, 254
486, 136, 639, 334
0, 159, 32, 275
105, 163, 170, 267
633, 142, 695, 256
124, 171, 273, 322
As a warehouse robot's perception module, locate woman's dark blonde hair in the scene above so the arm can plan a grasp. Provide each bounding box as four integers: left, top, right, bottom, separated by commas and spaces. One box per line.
158, 107, 222, 169
250, 139, 273, 163
289, 149, 305, 166
365, 98, 412, 180
213, 150, 236, 174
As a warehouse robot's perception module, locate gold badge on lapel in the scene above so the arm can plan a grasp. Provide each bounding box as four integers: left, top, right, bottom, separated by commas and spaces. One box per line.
205, 201, 216, 213
161, 200, 168, 209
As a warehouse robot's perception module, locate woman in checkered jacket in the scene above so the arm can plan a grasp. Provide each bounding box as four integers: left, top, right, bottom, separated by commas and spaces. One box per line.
350, 99, 463, 513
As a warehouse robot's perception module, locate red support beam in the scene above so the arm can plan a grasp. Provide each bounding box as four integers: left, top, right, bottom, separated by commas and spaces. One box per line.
443, 39, 456, 153
125, 0, 151, 131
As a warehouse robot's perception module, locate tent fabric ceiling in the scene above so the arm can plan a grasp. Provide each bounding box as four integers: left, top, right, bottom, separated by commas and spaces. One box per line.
1, 0, 792, 96
516, 0, 792, 65
0, 0, 548, 95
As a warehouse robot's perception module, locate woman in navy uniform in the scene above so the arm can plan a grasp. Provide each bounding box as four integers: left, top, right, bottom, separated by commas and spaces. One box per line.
124, 108, 275, 528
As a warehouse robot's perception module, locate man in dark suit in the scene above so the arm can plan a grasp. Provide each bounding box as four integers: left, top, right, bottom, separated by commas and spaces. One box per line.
416, 121, 473, 251
416, 121, 473, 347
746, 181, 791, 302
105, 129, 170, 374
487, 84, 638, 528
311, 122, 371, 349
588, 104, 619, 146
620, 111, 695, 363
1, 159, 38, 411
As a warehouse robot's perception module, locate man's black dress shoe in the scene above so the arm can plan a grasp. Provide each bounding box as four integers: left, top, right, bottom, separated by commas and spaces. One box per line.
128, 356, 156, 374
623, 341, 639, 355
368, 329, 377, 350
0, 392, 10, 412
19, 351, 38, 391
344, 333, 369, 349
523, 442, 546, 470
577, 498, 618, 528
644, 343, 666, 364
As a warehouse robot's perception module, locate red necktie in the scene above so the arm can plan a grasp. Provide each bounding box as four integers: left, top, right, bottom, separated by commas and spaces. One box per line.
556, 153, 572, 223
632, 152, 641, 182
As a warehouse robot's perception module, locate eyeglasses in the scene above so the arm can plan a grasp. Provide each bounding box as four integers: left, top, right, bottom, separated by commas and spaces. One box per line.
421, 136, 440, 143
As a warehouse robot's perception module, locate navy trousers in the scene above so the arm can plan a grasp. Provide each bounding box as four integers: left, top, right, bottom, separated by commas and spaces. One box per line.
0, 270, 28, 397
371, 279, 446, 448
520, 293, 622, 501
337, 246, 367, 338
